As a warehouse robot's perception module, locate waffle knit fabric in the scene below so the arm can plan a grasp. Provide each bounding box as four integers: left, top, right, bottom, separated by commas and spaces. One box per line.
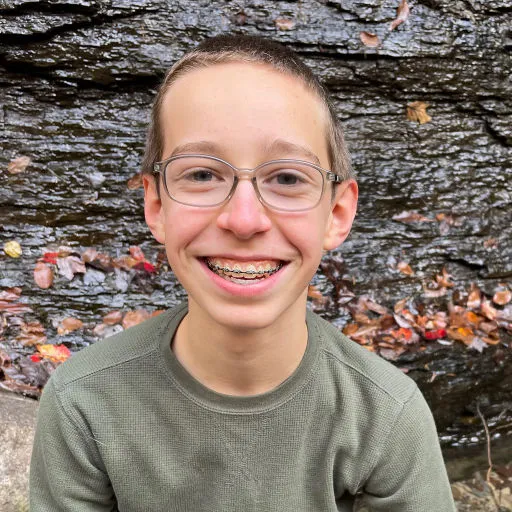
30, 302, 455, 511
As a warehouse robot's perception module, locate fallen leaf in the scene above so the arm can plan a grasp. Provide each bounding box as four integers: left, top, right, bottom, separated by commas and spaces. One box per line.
16, 322, 47, 346
0, 287, 22, 301
233, 11, 247, 25
57, 317, 84, 335
127, 173, 143, 190
390, 0, 410, 31
397, 261, 414, 275
424, 329, 447, 340
103, 310, 123, 325
132, 261, 157, 273
129, 246, 146, 262
422, 285, 447, 298
308, 284, 326, 303
467, 284, 481, 309
435, 267, 454, 288
481, 298, 498, 321
392, 210, 433, 223
122, 310, 150, 329
360, 31, 380, 47
447, 326, 475, 345
42, 252, 58, 264
7, 155, 31, 174
3, 241, 22, 258
483, 237, 498, 249
57, 255, 86, 280
275, 18, 296, 30
0, 349, 11, 367
37, 344, 71, 363
34, 262, 54, 289
81, 247, 99, 263
493, 288, 511, 306
114, 255, 139, 270
406, 101, 432, 124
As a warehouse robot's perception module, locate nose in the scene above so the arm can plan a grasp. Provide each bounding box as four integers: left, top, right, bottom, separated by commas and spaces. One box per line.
216, 177, 272, 239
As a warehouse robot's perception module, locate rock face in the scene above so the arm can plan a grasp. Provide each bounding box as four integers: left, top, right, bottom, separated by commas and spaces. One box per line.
0, 391, 36, 512
0, 1, 511, 452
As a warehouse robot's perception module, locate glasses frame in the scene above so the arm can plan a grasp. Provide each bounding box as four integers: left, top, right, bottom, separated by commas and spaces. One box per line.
153, 154, 343, 212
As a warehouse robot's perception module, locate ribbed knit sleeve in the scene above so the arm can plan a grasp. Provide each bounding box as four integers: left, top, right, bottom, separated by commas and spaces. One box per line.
29, 377, 117, 511
358, 386, 455, 511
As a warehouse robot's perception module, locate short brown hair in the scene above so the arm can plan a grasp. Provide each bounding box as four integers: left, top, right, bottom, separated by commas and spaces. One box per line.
142, 35, 353, 195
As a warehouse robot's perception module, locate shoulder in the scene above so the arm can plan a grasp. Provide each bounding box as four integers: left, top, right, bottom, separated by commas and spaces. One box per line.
307, 309, 417, 407
49, 303, 187, 392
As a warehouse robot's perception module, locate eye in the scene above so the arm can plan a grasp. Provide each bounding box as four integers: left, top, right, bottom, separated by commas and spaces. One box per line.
183, 168, 222, 182
274, 172, 301, 185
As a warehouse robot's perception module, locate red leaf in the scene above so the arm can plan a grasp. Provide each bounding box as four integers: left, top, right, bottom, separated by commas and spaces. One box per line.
30, 354, 42, 362
37, 344, 71, 363
424, 329, 447, 340
129, 246, 146, 262
42, 252, 59, 264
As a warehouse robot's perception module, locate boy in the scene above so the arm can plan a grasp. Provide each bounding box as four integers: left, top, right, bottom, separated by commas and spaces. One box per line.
30, 35, 455, 511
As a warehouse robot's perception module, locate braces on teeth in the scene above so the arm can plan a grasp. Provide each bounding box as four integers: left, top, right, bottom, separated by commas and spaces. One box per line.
207, 261, 283, 275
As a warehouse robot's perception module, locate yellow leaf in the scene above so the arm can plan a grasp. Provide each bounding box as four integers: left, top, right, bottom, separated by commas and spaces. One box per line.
3, 241, 22, 258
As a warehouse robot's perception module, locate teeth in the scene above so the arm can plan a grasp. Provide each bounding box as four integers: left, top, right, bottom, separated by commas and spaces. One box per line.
205, 258, 283, 277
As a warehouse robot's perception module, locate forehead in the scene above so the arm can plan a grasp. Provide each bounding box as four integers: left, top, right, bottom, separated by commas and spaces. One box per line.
159, 61, 330, 166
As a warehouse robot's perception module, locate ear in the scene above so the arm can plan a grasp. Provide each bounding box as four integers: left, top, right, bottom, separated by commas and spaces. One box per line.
143, 174, 166, 245
323, 179, 358, 251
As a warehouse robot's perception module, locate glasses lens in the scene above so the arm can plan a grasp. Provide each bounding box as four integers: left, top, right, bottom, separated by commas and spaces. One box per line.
164, 156, 234, 206
256, 161, 324, 211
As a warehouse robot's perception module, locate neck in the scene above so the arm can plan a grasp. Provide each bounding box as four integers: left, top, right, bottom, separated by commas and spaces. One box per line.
172, 298, 309, 396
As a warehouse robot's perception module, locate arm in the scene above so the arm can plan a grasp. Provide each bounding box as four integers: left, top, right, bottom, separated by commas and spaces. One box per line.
30, 377, 117, 511
359, 387, 455, 512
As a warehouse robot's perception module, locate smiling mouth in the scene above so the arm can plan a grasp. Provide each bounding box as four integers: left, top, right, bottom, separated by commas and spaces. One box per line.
203, 257, 285, 284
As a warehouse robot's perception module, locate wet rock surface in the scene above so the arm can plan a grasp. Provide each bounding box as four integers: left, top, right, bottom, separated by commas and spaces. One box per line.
1, 0, 511, 460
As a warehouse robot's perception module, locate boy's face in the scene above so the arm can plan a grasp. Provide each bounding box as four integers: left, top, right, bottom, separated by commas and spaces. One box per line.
144, 61, 357, 331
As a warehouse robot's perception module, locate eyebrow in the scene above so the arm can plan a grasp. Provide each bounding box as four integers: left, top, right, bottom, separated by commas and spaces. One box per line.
169, 139, 322, 167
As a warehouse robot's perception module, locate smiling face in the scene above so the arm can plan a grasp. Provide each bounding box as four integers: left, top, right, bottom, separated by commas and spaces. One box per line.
144, 61, 357, 332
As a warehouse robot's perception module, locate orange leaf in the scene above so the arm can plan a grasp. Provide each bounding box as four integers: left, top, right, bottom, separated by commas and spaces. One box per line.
122, 309, 150, 329
397, 261, 414, 276
37, 344, 71, 363
34, 262, 54, 289
57, 317, 84, 335
103, 310, 123, 325
406, 101, 432, 124
447, 326, 475, 345
392, 210, 433, 223
360, 31, 380, 48
390, 0, 410, 31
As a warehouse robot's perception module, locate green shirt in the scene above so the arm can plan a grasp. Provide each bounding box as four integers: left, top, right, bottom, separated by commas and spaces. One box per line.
30, 302, 455, 511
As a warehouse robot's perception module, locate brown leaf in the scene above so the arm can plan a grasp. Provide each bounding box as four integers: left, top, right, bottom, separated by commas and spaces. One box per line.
34, 262, 54, 289
422, 285, 447, 298
394, 297, 408, 314
390, 0, 410, 31
275, 18, 296, 31
113, 255, 139, 270
122, 309, 150, 329
467, 284, 481, 309
127, 173, 143, 190
7, 155, 31, 174
406, 101, 432, 124
397, 261, 414, 275
392, 210, 433, 223
57, 317, 84, 335
103, 310, 123, 325
360, 31, 380, 48
57, 255, 86, 280
0, 287, 22, 301
307, 284, 326, 303
129, 246, 146, 262
82, 247, 99, 263
360, 296, 389, 315
17, 322, 47, 346
435, 267, 454, 288
481, 298, 498, 321
447, 326, 475, 345
3, 241, 22, 258
0, 349, 11, 367
493, 288, 511, 306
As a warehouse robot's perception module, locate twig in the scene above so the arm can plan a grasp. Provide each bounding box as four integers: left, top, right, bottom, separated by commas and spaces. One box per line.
476, 404, 500, 510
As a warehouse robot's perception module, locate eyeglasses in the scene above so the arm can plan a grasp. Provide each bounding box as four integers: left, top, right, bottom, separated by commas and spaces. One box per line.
153, 154, 342, 212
